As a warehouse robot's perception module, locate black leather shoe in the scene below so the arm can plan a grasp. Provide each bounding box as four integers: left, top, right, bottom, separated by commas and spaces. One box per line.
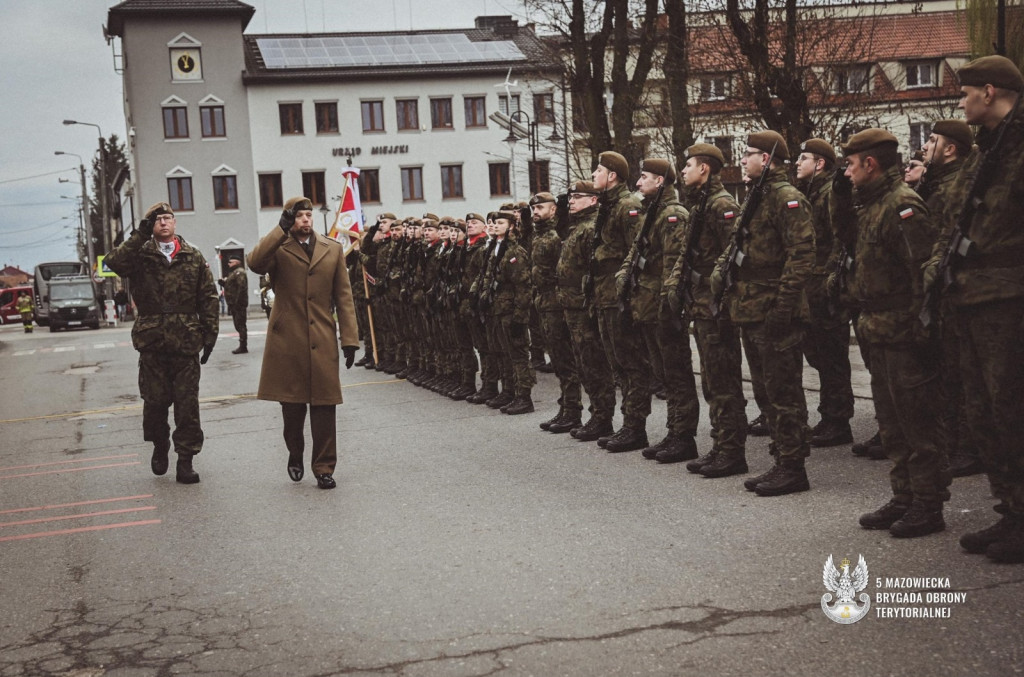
176, 456, 200, 484
605, 428, 648, 453
354, 355, 369, 367
316, 474, 337, 490
232, 345, 248, 354
287, 454, 304, 482
889, 502, 944, 538
654, 433, 699, 463
503, 395, 535, 415
859, 498, 910, 530
748, 413, 770, 437
699, 453, 748, 478
573, 418, 614, 442
151, 440, 170, 476
753, 464, 809, 496
810, 419, 853, 447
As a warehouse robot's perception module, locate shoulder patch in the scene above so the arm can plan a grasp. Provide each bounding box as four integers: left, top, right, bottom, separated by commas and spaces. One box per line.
628, 209, 640, 217
899, 207, 915, 220
668, 215, 679, 223
786, 200, 800, 209
724, 211, 736, 219
509, 257, 518, 264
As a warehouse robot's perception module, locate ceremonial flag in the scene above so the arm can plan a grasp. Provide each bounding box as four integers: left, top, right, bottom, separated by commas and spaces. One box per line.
328, 166, 363, 247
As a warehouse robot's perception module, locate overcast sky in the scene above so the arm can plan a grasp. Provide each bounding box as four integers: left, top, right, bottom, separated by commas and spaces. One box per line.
0, 0, 525, 273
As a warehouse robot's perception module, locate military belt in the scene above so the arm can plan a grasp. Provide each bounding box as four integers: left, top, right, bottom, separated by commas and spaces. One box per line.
736, 264, 784, 281
858, 293, 912, 312
961, 248, 1024, 270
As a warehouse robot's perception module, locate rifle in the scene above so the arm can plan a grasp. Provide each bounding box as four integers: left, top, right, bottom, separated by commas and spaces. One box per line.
448, 239, 468, 311
711, 142, 778, 318
619, 184, 666, 321
582, 193, 613, 311
826, 241, 854, 318
920, 96, 1021, 329
676, 179, 713, 319
469, 236, 496, 313
478, 238, 506, 322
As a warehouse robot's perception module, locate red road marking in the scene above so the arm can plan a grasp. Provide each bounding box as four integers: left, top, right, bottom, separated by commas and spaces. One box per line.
0, 519, 162, 543
0, 461, 141, 480
0, 494, 154, 516
0, 454, 139, 472
0, 506, 156, 528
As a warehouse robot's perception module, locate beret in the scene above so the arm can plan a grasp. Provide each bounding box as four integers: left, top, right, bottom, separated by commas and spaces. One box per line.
911, 150, 925, 163
379, 212, 397, 220
931, 119, 974, 150
465, 212, 486, 222
227, 254, 242, 263
598, 151, 630, 182
422, 212, 439, 223
529, 192, 557, 205
799, 138, 836, 164
570, 180, 599, 195
452, 220, 466, 233
407, 218, 422, 227
145, 202, 174, 220
747, 130, 790, 161
841, 128, 899, 156
684, 143, 725, 170
640, 158, 676, 185
283, 196, 313, 212
958, 55, 1024, 91
439, 216, 456, 226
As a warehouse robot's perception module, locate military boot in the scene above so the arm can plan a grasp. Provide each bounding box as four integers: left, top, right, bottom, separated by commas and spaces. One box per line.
468, 382, 498, 405
753, 461, 809, 496
852, 430, 882, 457
151, 439, 170, 476
486, 389, 514, 409
748, 413, 770, 437
449, 383, 477, 402
960, 515, 1021, 554
698, 451, 748, 478
503, 394, 535, 415
810, 418, 853, 447
547, 409, 582, 434
985, 527, 1024, 563
641, 432, 677, 460
687, 449, 719, 474
395, 365, 411, 380
949, 449, 983, 477
858, 498, 910, 530
572, 416, 614, 442
744, 464, 781, 492
540, 406, 566, 431
385, 361, 404, 375
355, 354, 370, 367
889, 501, 945, 538
176, 455, 200, 484
232, 342, 248, 355
654, 433, 699, 463
605, 428, 648, 453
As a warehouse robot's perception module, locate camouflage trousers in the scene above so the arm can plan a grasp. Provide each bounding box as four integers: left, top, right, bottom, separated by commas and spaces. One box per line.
867, 343, 950, 506
740, 322, 809, 461
956, 299, 1024, 516
231, 307, 247, 346
138, 351, 203, 456
693, 318, 747, 456
563, 308, 615, 420
454, 316, 479, 386
354, 295, 370, 344
598, 307, 652, 429
540, 309, 581, 412
800, 312, 854, 423
491, 314, 535, 396
466, 313, 498, 388
741, 327, 771, 422
937, 306, 975, 459
650, 317, 698, 435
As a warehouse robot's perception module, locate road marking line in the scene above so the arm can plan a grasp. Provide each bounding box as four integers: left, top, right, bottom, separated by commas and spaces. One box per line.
0, 461, 141, 480
94, 343, 116, 349
0, 519, 162, 543
0, 453, 139, 472
0, 506, 156, 528
0, 494, 154, 516
12, 350, 36, 356
53, 346, 75, 352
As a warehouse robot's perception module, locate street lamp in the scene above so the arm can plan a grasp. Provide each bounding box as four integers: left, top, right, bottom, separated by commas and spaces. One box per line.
55, 150, 95, 276
505, 110, 542, 202
320, 204, 331, 236
64, 119, 110, 294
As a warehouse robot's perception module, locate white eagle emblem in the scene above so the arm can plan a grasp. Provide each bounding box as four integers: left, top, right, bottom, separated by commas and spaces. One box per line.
821, 554, 871, 624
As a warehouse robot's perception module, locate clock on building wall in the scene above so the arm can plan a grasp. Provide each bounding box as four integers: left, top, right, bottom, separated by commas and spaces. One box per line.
170, 49, 202, 81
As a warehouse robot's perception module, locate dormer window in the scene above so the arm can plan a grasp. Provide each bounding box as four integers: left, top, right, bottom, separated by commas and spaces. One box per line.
833, 66, 870, 94
906, 62, 937, 89
700, 75, 730, 102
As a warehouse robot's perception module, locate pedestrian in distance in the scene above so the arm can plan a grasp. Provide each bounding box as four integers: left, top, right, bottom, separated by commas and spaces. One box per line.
222, 255, 249, 354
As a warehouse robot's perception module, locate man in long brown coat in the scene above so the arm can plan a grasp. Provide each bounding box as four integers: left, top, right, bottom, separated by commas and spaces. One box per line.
248, 196, 360, 489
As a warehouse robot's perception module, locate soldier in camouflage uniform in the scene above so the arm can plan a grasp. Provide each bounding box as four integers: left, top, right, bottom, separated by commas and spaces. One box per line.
557, 181, 616, 438
923, 56, 1024, 562
617, 158, 697, 463
591, 151, 651, 453
711, 131, 815, 497
349, 236, 371, 362
104, 201, 219, 484
463, 214, 500, 404
222, 254, 249, 354
358, 213, 397, 370
832, 129, 948, 537
794, 139, 855, 447
664, 144, 748, 477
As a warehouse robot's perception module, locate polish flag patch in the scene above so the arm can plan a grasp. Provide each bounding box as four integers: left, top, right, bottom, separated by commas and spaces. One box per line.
899, 207, 914, 220
787, 200, 800, 209
668, 216, 679, 223
629, 209, 640, 217
510, 257, 518, 264
724, 211, 736, 219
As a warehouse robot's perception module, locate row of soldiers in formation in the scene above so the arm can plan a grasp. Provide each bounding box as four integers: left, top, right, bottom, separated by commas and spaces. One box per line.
341, 54, 1024, 563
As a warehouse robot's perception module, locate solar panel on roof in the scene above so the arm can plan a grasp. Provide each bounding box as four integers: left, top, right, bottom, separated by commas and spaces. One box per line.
255, 34, 526, 69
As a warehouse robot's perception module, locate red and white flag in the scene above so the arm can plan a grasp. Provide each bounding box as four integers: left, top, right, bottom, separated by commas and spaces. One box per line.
328, 166, 363, 246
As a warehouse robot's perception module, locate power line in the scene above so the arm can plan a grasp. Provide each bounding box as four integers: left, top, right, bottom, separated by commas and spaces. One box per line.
0, 218, 70, 235
0, 201, 68, 208
0, 168, 78, 186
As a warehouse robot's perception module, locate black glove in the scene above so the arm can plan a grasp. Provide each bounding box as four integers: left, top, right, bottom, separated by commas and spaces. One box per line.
832, 171, 853, 202
138, 217, 153, 239
343, 345, 357, 369
200, 345, 214, 365
278, 207, 296, 233
556, 193, 569, 212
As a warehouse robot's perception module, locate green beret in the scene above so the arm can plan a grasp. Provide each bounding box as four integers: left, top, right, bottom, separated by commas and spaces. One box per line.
684, 143, 725, 170
569, 180, 599, 195
598, 151, 630, 182
145, 201, 174, 220
283, 196, 313, 212
529, 192, 556, 205
799, 138, 836, 164
841, 128, 899, 156
465, 212, 485, 223
747, 131, 790, 161
957, 55, 1024, 91
640, 158, 676, 185
931, 119, 974, 150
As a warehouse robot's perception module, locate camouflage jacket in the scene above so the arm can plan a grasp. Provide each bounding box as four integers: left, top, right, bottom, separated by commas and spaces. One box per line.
617, 185, 688, 322
715, 167, 815, 323
462, 234, 492, 318
664, 177, 740, 320
223, 266, 248, 312
482, 237, 532, 321
531, 218, 562, 313
916, 156, 962, 209
594, 183, 643, 309
105, 231, 218, 355
799, 170, 843, 323
556, 204, 597, 311
419, 241, 444, 308
933, 112, 1024, 306
846, 165, 934, 345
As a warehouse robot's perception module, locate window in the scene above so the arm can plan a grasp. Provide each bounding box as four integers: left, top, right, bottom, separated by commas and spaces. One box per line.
167, 176, 193, 211
713, 136, 734, 165
833, 66, 870, 94
396, 99, 419, 131
279, 103, 303, 134
700, 75, 730, 101
489, 163, 510, 197
431, 98, 453, 129
315, 102, 338, 133
528, 160, 550, 194
200, 105, 225, 138
441, 165, 463, 199
401, 167, 424, 201
163, 107, 189, 139
534, 93, 555, 124
302, 171, 326, 206
361, 100, 385, 132
258, 173, 283, 208
359, 169, 381, 204
909, 122, 931, 151
464, 96, 486, 128
906, 62, 937, 88
498, 94, 520, 116
212, 175, 238, 210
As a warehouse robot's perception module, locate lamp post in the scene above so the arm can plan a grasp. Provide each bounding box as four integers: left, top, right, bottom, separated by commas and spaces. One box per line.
320, 204, 331, 236
55, 151, 95, 277
64, 120, 110, 294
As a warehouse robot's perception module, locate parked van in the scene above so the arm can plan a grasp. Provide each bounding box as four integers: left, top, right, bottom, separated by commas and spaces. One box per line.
46, 276, 102, 332
0, 285, 33, 325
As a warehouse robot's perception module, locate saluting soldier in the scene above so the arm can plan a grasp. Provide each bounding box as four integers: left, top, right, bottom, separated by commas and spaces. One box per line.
464, 213, 500, 404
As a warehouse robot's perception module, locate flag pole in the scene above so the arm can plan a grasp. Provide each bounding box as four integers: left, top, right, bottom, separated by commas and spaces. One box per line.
362, 266, 379, 365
